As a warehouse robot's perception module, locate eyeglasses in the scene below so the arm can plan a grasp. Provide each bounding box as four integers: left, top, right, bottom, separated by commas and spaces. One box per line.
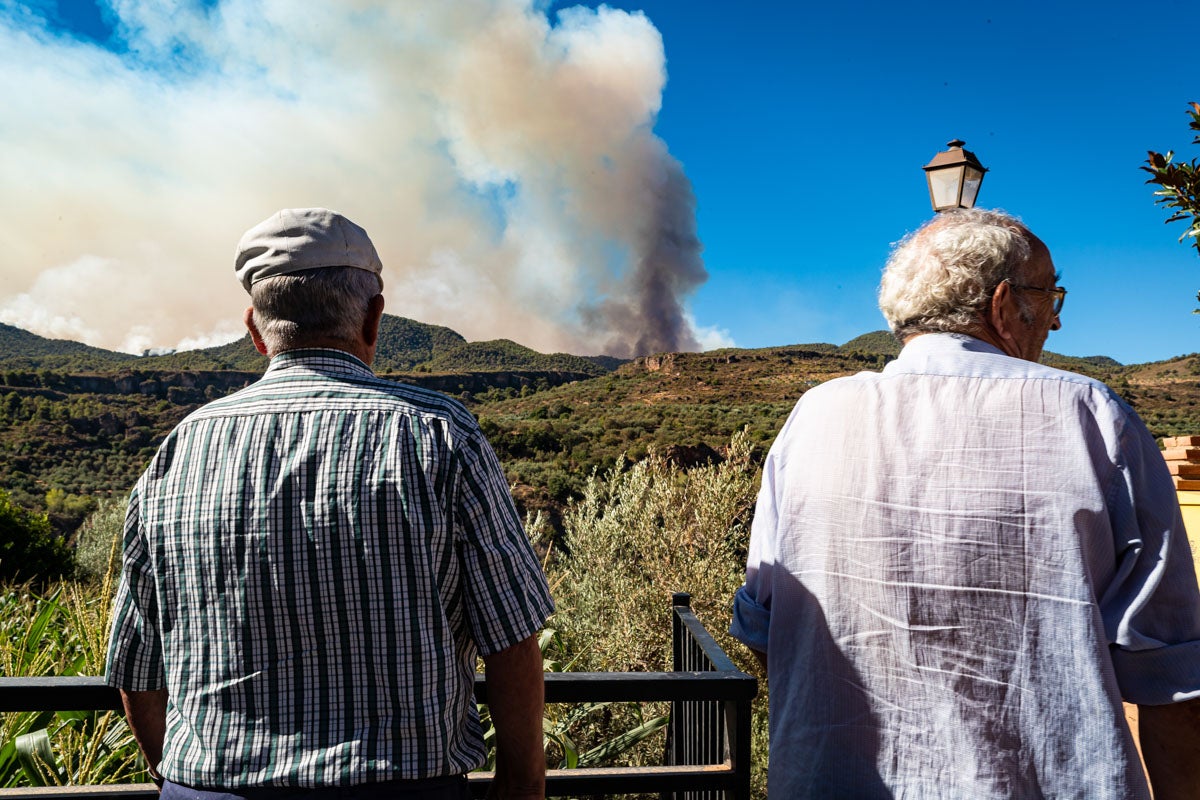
1005, 281, 1067, 315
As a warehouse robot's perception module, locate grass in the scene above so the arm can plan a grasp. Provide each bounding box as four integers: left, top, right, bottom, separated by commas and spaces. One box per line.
0, 573, 147, 787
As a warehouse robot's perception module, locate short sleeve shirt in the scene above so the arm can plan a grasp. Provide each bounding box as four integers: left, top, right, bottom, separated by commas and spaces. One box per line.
106, 349, 554, 788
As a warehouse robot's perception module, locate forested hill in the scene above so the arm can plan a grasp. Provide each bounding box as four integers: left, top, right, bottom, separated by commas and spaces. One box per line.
131, 316, 473, 372
5, 318, 1200, 528
0, 323, 139, 372
1, 319, 1127, 378
0, 316, 614, 376
839, 330, 1123, 373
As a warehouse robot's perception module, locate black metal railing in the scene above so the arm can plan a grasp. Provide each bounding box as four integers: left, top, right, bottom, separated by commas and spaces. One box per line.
0, 594, 756, 799
663, 592, 752, 800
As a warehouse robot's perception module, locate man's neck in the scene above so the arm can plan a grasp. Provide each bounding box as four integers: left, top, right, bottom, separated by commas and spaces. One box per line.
271, 339, 373, 366
905, 325, 1018, 360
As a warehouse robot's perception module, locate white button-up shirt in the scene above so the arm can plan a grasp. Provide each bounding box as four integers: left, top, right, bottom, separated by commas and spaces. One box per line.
732, 332, 1200, 799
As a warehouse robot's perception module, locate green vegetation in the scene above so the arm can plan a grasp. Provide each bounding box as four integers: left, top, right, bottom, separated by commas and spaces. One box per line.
425, 339, 609, 376
530, 432, 768, 794
0, 558, 146, 787
0, 490, 72, 584
1144, 102, 1200, 259
839, 330, 900, 356
5, 319, 1200, 542
0, 385, 192, 510
72, 501, 126, 584
0, 324, 137, 373
546, 431, 757, 673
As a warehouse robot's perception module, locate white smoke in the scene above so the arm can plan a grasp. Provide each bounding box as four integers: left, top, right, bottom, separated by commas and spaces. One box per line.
0, 0, 710, 357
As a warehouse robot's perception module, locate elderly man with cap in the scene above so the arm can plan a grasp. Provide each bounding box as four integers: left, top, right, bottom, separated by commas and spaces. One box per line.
731, 208, 1200, 798
106, 208, 553, 800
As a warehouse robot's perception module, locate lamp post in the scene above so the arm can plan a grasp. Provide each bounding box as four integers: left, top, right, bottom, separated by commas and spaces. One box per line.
923, 139, 987, 212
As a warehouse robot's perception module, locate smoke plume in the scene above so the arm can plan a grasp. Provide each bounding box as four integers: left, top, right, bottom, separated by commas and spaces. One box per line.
0, 0, 711, 357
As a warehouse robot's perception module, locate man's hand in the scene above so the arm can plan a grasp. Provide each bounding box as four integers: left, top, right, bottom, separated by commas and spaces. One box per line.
481, 635, 545, 800
1139, 696, 1200, 799
119, 688, 168, 783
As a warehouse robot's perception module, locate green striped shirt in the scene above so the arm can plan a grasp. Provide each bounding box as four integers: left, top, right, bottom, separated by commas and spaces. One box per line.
106, 349, 554, 788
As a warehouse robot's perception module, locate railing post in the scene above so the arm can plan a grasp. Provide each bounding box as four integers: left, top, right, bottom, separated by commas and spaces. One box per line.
726, 697, 753, 800
672, 591, 691, 672
664, 591, 690, 800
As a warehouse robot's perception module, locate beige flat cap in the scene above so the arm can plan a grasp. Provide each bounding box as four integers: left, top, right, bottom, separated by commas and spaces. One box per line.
234, 208, 383, 292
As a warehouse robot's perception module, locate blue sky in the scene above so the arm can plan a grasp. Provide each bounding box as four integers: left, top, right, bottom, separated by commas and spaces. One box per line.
4, 0, 1199, 364
553, 0, 1200, 364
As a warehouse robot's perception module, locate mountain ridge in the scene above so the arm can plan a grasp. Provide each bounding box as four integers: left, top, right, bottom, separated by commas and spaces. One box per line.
0, 316, 619, 376
0, 319, 1148, 376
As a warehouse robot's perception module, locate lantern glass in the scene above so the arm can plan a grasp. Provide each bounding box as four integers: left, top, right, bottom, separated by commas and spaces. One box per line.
960, 166, 984, 208
927, 166, 965, 211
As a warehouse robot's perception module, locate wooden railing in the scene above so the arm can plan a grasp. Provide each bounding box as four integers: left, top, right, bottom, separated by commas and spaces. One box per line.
0, 594, 757, 799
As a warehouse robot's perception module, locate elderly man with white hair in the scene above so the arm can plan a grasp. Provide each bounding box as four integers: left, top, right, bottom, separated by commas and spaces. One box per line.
106, 209, 553, 800
732, 208, 1200, 798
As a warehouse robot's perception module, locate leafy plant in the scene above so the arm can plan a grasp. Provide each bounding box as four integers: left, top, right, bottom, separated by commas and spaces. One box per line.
72, 500, 127, 584
476, 627, 669, 773
10, 711, 140, 788
0, 560, 148, 787
1143, 102, 1200, 261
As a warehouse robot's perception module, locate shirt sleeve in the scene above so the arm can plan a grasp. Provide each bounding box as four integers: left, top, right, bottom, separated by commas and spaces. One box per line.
1101, 408, 1200, 705
105, 486, 166, 691
729, 441, 780, 654
454, 425, 555, 657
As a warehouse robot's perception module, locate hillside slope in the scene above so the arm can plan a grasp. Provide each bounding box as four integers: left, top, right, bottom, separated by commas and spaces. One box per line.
0, 323, 138, 371
0, 316, 606, 376
4, 331, 1200, 527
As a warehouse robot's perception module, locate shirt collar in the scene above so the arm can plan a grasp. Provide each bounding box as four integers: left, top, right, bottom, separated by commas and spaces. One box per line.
264, 348, 375, 379
897, 331, 1006, 360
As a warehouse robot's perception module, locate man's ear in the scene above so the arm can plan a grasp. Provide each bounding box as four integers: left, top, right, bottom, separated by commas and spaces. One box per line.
362, 294, 385, 350
244, 307, 269, 355
988, 282, 1020, 348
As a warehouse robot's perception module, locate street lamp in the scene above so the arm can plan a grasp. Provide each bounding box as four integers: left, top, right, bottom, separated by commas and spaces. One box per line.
923, 139, 987, 212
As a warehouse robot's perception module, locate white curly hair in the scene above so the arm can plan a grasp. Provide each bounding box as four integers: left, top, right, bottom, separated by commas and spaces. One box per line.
878, 208, 1038, 341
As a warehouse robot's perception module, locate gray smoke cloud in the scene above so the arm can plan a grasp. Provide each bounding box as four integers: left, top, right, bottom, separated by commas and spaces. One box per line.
0, 0, 724, 357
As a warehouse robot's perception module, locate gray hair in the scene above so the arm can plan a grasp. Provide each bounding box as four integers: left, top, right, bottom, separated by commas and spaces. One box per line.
250, 266, 382, 353
878, 208, 1038, 340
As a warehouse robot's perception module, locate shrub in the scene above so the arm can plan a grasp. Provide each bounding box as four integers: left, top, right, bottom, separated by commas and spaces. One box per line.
45, 490, 98, 539
0, 490, 73, 583
73, 500, 127, 584
551, 430, 758, 673
539, 430, 769, 796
